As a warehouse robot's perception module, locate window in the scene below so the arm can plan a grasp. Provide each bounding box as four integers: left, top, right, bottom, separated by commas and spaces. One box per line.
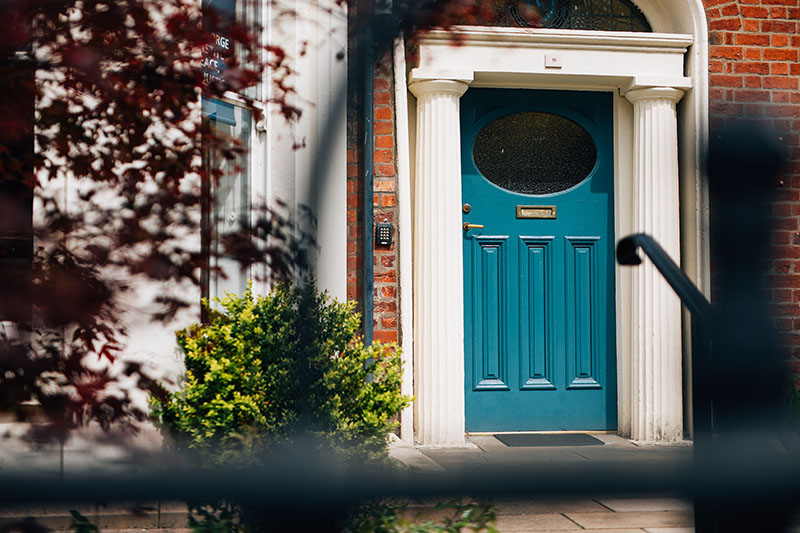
201, 97, 252, 303
472, 111, 597, 195
200, 0, 262, 307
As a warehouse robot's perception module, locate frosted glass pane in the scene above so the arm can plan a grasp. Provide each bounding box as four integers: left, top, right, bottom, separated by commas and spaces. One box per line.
472, 112, 597, 195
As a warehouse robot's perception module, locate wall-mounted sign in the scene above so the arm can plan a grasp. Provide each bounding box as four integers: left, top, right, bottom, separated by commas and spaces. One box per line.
202, 0, 235, 86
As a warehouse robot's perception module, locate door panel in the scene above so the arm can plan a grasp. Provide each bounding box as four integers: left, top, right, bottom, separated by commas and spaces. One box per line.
565, 237, 602, 389
519, 236, 556, 391
471, 236, 509, 391
462, 89, 617, 432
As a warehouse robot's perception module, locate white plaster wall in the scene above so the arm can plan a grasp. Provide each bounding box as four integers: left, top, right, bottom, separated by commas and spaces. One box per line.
31, 104, 206, 396
116, 279, 200, 389
269, 0, 348, 300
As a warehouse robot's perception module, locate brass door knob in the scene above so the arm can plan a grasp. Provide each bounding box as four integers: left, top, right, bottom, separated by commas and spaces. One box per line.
463, 222, 485, 231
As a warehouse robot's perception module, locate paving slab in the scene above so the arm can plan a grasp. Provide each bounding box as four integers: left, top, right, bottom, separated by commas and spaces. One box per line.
497, 530, 645, 533
644, 528, 694, 533
494, 513, 582, 531
418, 448, 488, 468
483, 451, 592, 467
493, 498, 610, 515
565, 511, 693, 530
461, 436, 693, 472
597, 499, 693, 512
561, 530, 646, 533
591, 435, 642, 448
388, 443, 445, 472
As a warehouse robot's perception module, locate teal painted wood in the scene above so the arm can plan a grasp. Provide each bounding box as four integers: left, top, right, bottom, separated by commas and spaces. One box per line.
462, 89, 617, 431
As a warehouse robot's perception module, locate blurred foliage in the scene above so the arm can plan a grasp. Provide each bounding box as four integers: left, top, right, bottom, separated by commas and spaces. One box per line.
67, 511, 99, 533
188, 500, 246, 533
0, 0, 299, 442
345, 499, 499, 533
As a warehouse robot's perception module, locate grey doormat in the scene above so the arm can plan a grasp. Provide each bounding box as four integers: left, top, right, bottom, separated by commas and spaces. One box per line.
494, 433, 604, 447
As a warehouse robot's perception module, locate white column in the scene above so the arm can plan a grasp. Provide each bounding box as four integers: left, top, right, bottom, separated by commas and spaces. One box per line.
393, 38, 415, 444
625, 87, 685, 443
408, 79, 469, 445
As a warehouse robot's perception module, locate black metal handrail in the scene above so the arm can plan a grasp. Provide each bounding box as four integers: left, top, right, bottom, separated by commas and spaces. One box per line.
616, 124, 799, 532
616, 234, 715, 332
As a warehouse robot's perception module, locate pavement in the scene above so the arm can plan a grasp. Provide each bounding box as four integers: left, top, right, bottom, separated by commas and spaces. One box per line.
1, 427, 798, 531
388, 433, 800, 532
0, 422, 166, 476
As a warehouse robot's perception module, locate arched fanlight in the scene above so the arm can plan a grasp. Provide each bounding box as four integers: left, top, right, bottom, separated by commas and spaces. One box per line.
509, 0, 652, 31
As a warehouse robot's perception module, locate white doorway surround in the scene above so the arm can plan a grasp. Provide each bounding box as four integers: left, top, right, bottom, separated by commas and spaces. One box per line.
399, 2, 710, 446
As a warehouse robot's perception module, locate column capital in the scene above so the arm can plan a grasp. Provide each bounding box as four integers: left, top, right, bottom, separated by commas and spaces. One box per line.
624, 86, 685, 105
408, 79, 469, 99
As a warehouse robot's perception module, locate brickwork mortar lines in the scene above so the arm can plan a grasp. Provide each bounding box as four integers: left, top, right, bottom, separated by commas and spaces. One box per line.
372, 49, 399, 344
705, 0, 800, 373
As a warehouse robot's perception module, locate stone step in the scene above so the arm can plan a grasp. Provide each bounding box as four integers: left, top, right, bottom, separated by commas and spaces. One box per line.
0, 503, 190, 531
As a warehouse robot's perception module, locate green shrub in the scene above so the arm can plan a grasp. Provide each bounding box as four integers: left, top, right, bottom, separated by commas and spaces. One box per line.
152, 281, 410, 466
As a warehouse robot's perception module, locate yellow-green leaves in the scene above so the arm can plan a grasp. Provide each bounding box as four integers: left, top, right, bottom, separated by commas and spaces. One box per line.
151, 281, 410, 467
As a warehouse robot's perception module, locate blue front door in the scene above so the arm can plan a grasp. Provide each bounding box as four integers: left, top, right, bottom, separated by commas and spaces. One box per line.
462, 89, 617, 432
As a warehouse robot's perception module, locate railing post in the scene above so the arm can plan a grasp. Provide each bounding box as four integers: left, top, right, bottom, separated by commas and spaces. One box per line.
618, 123, 793, 532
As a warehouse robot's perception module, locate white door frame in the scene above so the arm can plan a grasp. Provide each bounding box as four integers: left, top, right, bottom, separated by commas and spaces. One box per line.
396, 3, 709, 445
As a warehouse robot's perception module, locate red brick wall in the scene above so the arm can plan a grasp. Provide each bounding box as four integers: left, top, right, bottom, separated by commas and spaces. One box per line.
346, 18, 400, 343
704, 0, 800, 369
372, 52, 400, 344
705, 0, 799, 132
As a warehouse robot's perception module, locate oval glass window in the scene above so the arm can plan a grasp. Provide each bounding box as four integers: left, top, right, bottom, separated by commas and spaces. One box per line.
472, 112, 597, 195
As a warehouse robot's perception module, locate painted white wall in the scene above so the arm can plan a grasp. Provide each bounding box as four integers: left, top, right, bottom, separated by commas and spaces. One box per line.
268, 0, 348, 300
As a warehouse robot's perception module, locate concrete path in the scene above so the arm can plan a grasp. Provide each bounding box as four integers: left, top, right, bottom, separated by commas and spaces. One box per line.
389, 433, 790, 532
401, 495, 694, 533
0, 429, 797, 531
411, 433, 692, 470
